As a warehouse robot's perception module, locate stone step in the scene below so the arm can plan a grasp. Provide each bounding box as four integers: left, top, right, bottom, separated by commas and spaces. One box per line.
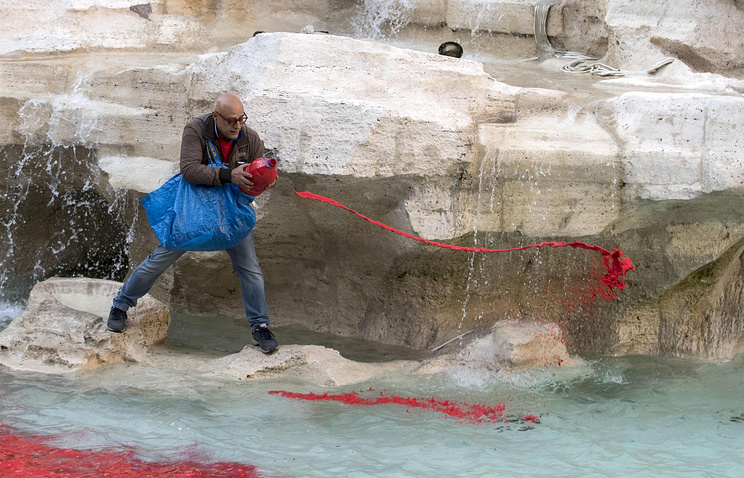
0, 1, 211, 56
405, 0, 563, 35
98, 155, 178, 194
0, 92, 180, 160
480, 116, 619, 183
471, 115, 621, 236
386, 0, 563, 61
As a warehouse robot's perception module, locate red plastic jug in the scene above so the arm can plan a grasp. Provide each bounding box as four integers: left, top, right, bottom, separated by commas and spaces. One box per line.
241, 151, 278, 196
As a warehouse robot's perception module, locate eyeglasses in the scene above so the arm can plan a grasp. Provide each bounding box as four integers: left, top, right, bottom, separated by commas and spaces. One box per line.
214, 111, 248, 126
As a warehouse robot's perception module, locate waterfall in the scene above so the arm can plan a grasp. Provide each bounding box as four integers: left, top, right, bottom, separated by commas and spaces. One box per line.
0, 88, 137, 316
350, 0, 416, 39
534, 0, 564, 60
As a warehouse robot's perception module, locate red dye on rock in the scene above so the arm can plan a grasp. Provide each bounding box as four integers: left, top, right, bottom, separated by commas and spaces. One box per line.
269, 389, 507, 424
0, 424, 263, 478
293, 190, 635, 297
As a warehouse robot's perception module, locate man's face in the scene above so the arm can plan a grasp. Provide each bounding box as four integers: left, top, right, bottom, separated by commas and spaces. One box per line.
213, 107, 246, 140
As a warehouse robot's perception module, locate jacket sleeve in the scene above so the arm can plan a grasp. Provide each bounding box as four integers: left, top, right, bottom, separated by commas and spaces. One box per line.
179, 120, 222, 186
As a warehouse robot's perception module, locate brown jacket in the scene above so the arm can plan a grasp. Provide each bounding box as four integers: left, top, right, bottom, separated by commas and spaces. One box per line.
179, 113, 266, 186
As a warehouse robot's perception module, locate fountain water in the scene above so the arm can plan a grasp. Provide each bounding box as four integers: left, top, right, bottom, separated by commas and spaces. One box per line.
534, 0, 564, 60
0, 89, 137, 313
0, 347, 742, 477
349, 0, 416, 39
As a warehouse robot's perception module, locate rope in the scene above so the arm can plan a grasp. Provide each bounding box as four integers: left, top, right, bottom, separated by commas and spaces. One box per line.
293, 189, 635, 296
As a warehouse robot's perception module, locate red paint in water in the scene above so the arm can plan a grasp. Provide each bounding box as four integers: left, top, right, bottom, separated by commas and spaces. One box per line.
291, 191, 634, 421
0, 424, 263, 478
293, 190, 635, 297
269, 389, 515, 424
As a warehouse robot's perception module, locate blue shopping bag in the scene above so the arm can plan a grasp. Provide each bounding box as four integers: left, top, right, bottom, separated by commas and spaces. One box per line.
141, 138, 257, 251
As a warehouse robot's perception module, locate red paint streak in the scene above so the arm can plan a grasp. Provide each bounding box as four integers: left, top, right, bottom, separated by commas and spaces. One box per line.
293, 190, 635, 297
0, 424, 263, 478
269, 389, 507, 424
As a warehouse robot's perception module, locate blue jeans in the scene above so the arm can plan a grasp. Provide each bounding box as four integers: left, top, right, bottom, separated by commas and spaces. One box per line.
113, 231, 270, 329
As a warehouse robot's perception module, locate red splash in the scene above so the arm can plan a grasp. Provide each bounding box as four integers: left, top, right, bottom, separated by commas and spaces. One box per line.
294, 189, 634, 297
269, 389, 513, 424
0, 424, 263, 478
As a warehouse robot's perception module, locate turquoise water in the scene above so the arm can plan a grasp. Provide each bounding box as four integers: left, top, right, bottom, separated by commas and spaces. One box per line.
1, 312, 743, 477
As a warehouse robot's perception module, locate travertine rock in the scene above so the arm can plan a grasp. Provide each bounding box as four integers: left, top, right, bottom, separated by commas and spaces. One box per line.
416, 319, 578, 375
0, 277, 169, 372
602, 92, 744, 200
0, 1, 214, 56
615, 238, 744, 360
206, 344, 415, 387
1, 1, 743, 361
562, 0, 744, 78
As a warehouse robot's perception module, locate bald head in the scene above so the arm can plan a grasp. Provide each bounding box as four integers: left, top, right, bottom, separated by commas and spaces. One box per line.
213, 94, 246, 140
215, 94, 243, 113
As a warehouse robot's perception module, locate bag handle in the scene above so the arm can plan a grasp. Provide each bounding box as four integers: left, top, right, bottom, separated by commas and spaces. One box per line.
195, 117, 226, 168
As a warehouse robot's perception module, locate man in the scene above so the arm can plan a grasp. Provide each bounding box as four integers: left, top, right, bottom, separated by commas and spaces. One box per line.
107, 93, 279, 354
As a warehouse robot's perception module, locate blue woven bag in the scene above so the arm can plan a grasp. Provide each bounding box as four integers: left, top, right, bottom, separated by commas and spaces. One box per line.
141, 138, 256, 251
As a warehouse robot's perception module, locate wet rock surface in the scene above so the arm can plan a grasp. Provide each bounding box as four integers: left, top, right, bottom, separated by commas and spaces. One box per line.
204, 345, 415, 387
0, 278, 579, 385
0, 278, 169, 372
564, 0, 744, 79
416, 319, 578, 375
1, 1, 743, 361
615, 237, 744, 360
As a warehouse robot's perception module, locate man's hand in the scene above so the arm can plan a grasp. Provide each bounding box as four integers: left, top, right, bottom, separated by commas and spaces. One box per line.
231, 165, 254, 190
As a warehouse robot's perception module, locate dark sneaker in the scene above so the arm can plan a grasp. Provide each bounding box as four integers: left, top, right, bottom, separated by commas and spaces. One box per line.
252, 324, 279, 354
107, 307, 127, 333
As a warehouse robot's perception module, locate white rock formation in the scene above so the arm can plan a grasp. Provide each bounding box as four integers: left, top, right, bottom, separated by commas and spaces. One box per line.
1, 1, 743, 358
206, 344, 415, 387
0, 277, 169, 372
602, 0, 744, 78
0, 0, 214, 56
99, 155, 180, 194
604, 92, 744, 200
416, 319, 578, 375
187, 32, 493, 173
0, 278, 573, 383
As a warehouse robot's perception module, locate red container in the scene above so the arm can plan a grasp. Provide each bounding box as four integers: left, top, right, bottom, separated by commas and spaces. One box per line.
241, 151, 278, 196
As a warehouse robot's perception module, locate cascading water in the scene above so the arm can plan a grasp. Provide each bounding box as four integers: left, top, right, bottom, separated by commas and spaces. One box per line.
455, 1, 501, 38
534, 0, 565, 60
452, 140, 502, 348
349, 0, 416, 39
0, 86, 137, 323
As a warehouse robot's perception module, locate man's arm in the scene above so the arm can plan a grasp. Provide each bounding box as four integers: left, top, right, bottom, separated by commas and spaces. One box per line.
179, 120, 223, 186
